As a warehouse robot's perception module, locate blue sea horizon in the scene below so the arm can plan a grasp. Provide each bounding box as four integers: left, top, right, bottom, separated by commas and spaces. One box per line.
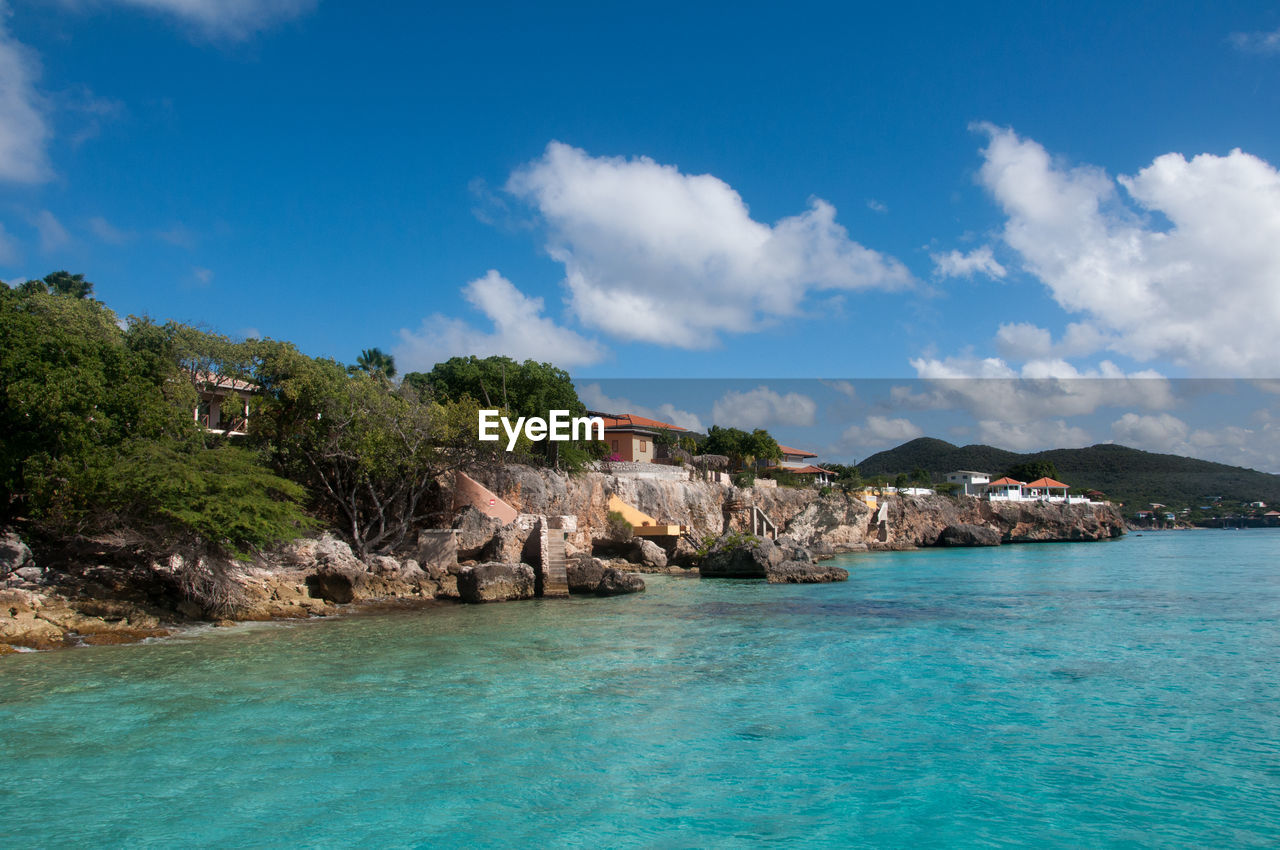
3, 530, 1279, 847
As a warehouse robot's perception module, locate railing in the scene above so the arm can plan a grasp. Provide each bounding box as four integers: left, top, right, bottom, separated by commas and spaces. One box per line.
751, 505, 777, 539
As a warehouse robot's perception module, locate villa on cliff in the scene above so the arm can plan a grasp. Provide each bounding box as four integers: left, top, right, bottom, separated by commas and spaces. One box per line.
193, 373, 255, 436
763, 444, 836, 486
985, 476, 1090, 504
587, 412, 686, 462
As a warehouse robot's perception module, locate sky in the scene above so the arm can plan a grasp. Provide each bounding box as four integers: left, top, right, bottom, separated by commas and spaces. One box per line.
2, 1, 1280, 470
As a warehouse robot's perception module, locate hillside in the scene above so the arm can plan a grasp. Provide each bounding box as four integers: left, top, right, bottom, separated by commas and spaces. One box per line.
858, 438, 1280, 507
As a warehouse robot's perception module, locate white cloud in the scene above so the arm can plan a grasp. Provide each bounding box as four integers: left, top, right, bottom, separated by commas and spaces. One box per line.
32, 210, 69, 252
976, 124, 1280, 376
1230, 28, 1280, 54
0, 7, 51, 183
192, 266, 213, 285
1112, 410, 1280, 472
506, 142, 912, 348
576, 383, 704, 432
908, 354, 1174, 422
977, 419, 1092, 452
395, 269, 607, 373
931, 245, 1006, 279
76, 0, 316, 39
820, 379, 858, 400
711, 386, 818, 428
0, 221, 18, 265
88, 216, 132, 245
866, 199, 887, 213
1111, 412, 1191, 453
841, 415, 924, 449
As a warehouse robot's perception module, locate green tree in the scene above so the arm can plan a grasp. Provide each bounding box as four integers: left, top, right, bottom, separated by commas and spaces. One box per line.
17, 270, 96, 300
404, 355, 588, 468
253, 346, 501, 555
1007, 460, 1061, 482
0, 284, 310, 574
352, 347, 396, 380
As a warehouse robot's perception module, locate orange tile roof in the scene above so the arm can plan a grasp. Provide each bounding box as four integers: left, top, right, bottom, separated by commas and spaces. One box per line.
593, 412, 686, 432
777, 444, 817, 458
785, 465, 833, 475
988, 477, 1024, 487
1025, 477, 1069, 489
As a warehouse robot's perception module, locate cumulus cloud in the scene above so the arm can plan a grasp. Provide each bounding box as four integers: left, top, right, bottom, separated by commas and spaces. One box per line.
1230, 28, 1280, 54
1111, 410, 1280, 472
0, 7, 51, 183
931, 245, 1006, 279
977, 419, 1092, 452
711, 386, 818, 428
32, 210, 69, 252
994, 321, 1113, 361
68, 0, 316, 39
506, 142, 912, 348
908, 354, 1174, 422
395, 270, 606, 373
975, 124, 1280, 376
841, 415, 924, 449
576, 383, 704, 432
89, 216, 132, 245
1111, 412, 1191, 453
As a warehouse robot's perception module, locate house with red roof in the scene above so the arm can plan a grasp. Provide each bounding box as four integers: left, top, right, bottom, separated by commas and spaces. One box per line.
762, 444, 836, 486
986, 475, 1087, 504
588, 411, 686, 463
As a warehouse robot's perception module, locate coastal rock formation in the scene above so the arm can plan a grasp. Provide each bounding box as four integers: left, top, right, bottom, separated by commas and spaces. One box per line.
629, 538, 668, 569
699, 533, 785, 578
0, 588, 170, 650
938, 524, 1003, 547
281, 534, 437, 606
566, 554, 645, 596
456, 562, 535, 603
0, 531, 37, 585
596, 569, 646, 596
766, 561, 849, 584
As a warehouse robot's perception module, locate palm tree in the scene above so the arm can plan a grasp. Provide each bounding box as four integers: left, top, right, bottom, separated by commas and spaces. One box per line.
353, 347, 396, 380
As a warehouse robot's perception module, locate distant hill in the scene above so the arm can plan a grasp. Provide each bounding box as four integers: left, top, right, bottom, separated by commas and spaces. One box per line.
857, 438, 1280, 507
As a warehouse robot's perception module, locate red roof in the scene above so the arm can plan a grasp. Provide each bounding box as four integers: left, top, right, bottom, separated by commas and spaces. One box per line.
593, 412, 686, 432
988, 477, 1024, 487
785, 465, 833, 475
1025, 477, 1069, 489
776, 444, 817, 458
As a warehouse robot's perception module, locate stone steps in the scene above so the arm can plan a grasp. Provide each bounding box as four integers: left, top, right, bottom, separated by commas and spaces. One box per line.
543, 532, 570, 598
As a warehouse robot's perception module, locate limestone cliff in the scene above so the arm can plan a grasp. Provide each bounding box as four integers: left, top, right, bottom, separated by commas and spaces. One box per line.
468, 465, 1125, 552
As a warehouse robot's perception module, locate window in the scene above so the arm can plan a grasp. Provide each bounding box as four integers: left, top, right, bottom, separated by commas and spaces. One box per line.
611, 439, 618, 452
640, 440, 647, 451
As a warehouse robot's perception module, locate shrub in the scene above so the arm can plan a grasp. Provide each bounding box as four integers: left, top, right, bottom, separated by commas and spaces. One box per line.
605, 509, 633, 542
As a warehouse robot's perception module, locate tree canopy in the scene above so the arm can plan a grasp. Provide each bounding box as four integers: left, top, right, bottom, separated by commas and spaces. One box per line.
702, 425, 782, 468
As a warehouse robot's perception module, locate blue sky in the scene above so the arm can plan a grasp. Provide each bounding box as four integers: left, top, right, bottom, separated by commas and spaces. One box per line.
2, 1, 1280, 469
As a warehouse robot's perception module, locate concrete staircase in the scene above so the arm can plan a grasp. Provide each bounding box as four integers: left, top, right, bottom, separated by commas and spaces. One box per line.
543, 531, 570, 598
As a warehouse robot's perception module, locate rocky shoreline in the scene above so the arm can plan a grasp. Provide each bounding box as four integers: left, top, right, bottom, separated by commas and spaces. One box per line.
2, 466, 1125, 654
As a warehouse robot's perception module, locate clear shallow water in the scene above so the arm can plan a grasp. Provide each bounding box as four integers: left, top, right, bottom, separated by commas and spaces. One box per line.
3, 531, 1280, 848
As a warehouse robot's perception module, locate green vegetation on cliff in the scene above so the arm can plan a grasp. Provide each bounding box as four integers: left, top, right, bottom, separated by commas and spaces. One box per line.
1, 276, 576, 562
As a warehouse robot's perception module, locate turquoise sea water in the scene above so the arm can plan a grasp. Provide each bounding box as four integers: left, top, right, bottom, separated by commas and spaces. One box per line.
3, 530, 1280, 848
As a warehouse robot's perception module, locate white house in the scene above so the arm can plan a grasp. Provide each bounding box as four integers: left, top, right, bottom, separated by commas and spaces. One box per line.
985, 476, 1088, 504
946, 470, 990, 496
194, 374, 255, 436
986, 477, 1026, 501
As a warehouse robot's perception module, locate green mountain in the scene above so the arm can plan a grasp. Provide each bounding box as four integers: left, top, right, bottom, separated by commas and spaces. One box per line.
857, 438, 1280, 508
